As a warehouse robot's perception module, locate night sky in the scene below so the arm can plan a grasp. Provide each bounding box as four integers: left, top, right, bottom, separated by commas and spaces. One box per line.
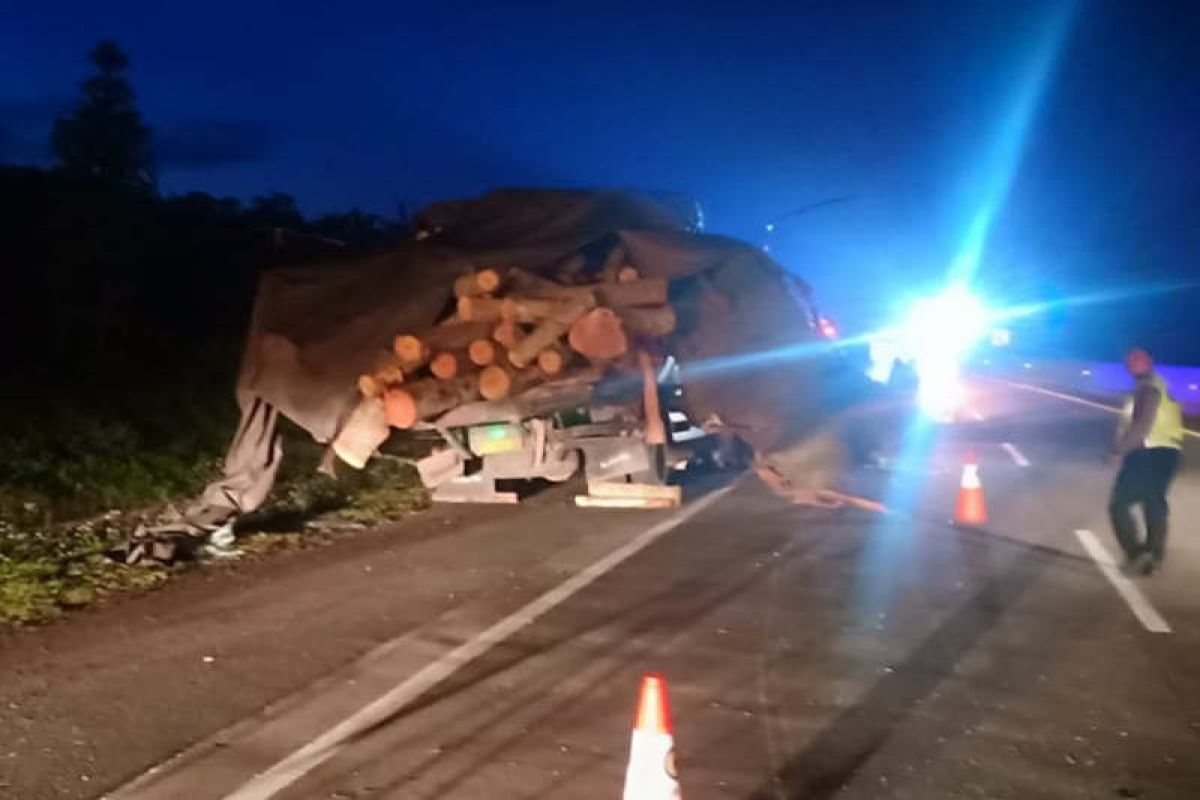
2, 1, 1197, 359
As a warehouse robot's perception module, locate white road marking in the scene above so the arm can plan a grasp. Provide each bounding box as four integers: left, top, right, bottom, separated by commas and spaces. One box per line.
1074, 529, 1171, 634
221, 485, 734, 800
1000, 442, 1031, 467
998, 379, 1200, 440
998, 379, 1121, 414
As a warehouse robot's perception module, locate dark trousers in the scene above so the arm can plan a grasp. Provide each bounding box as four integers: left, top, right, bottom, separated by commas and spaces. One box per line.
1108, 447, 1181, 562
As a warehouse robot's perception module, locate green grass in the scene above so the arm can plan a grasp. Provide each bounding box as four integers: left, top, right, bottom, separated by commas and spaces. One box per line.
0, 512, 171, 624
0, 396, 430, 626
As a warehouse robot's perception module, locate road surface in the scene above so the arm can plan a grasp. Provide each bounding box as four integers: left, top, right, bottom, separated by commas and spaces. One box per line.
2, 379, 1199, 799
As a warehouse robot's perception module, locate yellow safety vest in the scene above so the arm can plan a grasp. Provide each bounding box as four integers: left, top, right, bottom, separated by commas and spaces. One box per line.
1121, 373, 1184, 450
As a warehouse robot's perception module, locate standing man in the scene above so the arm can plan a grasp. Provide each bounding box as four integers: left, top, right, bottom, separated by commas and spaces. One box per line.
1109, 348, 1184, 575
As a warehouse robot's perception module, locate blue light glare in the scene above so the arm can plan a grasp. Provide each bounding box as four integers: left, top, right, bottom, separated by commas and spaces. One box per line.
891, 286, 988, 419
856, 1, 1079, 625
948, 1, 1079, 285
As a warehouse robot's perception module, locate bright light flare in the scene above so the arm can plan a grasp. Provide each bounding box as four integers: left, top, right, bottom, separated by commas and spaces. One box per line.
901, 286, 989, 418
901, 286, 988, 360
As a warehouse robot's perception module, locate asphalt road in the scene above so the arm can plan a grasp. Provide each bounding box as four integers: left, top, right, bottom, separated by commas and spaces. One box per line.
3, 379, 1199, 799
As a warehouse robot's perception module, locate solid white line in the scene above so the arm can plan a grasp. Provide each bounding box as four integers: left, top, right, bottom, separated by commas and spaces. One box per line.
997, 379, 1121, 414
221, 485, 734, 800
1074, 529, 1171, 634
1000, 442, 1031, 467
998, 379, 1200, 440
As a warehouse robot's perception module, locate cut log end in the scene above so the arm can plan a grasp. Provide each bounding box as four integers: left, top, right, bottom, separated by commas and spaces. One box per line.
479, 365, 513, 401
477, 268, 501, 293
468, 338, 500, 366
392, 334, 426, 367
358, 374, 384, 398
536, 347, 566, 376
453, 268, 502, 298
617, 266, 640, 283
429, 351, 465, 380
568, 307, 629, 361
480, 365, 541, 401
383, 387, 418, 429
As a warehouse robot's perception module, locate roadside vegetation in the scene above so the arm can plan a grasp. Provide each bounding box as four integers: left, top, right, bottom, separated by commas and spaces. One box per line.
0, 391, 429, 625
0, 40, 425, 626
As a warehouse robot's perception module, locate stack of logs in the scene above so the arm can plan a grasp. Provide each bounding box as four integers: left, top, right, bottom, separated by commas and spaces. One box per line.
355, 262, 676, 430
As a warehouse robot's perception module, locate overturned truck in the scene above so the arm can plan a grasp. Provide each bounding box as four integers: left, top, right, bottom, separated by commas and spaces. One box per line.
186, 189, 852, 529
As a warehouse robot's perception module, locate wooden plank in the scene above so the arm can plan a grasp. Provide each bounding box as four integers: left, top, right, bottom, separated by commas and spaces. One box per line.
586, 482, 682, 503
437, 492, 519, 505
574, 494, 679, 509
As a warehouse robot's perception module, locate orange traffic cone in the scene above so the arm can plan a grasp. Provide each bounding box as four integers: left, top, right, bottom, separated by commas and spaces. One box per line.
953, 451, 988, 527
623, 673, 681, 800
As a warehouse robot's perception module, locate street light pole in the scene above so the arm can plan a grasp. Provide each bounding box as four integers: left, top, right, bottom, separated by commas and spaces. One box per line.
762, 194, 855, 252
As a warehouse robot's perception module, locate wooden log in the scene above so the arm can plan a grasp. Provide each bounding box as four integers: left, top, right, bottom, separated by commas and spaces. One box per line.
506, 268, 597, 304
452, 268, 502, 298
478, 365, 509, 401
457, 295, 505, 322
508, 302, 591, 368
383, 374, 481, 429
373, 350, 406, 384
616, 305, 676, 337
468, 338, 503, 366
392, 334, 427, 370
492, 319, 520, 350
588, 482, 681, 502
567, 307, 629, 360
392, 321, 493, 369
424, 320, 493, 350
358, 374, 384, 398
513, 365, 604, 415
429, 350, 468, 380
593, 278, 668, 307
505, 267, 560, 294
536, 344, 568, 377
617, 265, 641, 283
639, 350, 667, 446
574, 494, 678, 509
501, 295, 592, 324
479, 364, 542, 401
331, 397, 389, 469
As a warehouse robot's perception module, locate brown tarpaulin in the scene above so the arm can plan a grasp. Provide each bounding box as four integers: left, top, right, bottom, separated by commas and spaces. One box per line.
191, 189, 837, 526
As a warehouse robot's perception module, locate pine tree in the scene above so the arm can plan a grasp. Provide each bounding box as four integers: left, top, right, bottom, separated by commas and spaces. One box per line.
52, 40, 155, 191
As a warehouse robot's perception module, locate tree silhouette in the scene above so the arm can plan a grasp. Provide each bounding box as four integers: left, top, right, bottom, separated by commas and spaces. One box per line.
52, 40, 155, 191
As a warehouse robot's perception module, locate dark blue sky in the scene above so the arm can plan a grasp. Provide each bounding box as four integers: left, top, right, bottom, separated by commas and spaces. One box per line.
2, 1, 1197, 356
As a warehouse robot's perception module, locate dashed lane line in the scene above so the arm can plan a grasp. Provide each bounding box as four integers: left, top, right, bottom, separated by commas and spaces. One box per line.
1000, 442, 1031, 467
